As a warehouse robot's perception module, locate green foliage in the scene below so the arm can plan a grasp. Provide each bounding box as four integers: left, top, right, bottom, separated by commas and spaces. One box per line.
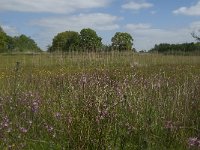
111, 32, 134, 51
80, 28, 102, 52
0, 32, 8, 52
150, 42, 200, 55
49, 31, 80, 52
13, 35, 41, 52
49, 28, 102, 52
0, 26, 41, 53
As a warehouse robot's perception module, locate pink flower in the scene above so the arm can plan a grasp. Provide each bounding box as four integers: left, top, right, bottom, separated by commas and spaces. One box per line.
20, 127, 28, 133
54, 112, 61, 119
188, 137, 200, 147
165, 121, 173, 129
31, 101, 39, 113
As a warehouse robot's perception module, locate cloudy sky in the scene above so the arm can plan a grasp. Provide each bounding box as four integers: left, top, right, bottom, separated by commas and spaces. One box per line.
0, 0, 200, 51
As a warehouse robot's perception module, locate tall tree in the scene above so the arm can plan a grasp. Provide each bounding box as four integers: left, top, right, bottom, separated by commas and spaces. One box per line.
111, 32, 134, 51
50, 31, 80, 52
0, 25, 41, 53
80, 28, 102, 52
0, 26, 10, 52
13, 34, 41, 52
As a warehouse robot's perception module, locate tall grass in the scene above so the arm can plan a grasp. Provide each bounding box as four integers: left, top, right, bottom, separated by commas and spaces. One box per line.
0, 52, 200, 149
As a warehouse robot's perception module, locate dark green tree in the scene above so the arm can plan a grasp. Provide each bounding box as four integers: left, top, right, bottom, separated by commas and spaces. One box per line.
111, 32, 134, 51
13, 34, 41, 52
0, 26, 14, 53
49, 31, 80, 52
0, 30, 8, 52
149, 42, 200, 55
0, 25, 41, 53
79, 28, 102, 52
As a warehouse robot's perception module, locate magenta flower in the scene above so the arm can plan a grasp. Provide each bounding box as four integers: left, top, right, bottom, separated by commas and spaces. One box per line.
165, 121, 173, 129
1, 116, 10, 128
54, 112, 61, 119
188, 137, 200, 147
31, 100, 39, 113
20, 127, 28, 133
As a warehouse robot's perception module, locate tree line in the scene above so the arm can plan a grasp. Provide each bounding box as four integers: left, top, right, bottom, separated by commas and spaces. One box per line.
149, 31, 200, 55
48, 28, 134, 52
1, 24, 200, 54
0, 26, 41, 53
149, 42, 200, 55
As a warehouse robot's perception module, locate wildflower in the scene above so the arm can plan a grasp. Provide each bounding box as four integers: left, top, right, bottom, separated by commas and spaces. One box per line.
100, 109, 108, 120
3, 122, 8, 128
48, 126, 54, 132
28, 120, 33, 125
188, 137, 200, 147
165, 121, 175, 130
80, 75, 87, 84
1, 116, 9, 128
82, 76, 87, 83
44, 123, 54, 132
54, 112, 61, 119
20, 127, 28, 133
31, 100, 39, 113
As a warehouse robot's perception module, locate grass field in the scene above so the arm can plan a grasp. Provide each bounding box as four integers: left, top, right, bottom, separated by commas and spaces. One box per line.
0, 52, 200, 149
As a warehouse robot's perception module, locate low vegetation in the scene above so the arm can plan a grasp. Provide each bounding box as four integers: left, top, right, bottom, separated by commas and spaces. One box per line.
0, 52, 199, 149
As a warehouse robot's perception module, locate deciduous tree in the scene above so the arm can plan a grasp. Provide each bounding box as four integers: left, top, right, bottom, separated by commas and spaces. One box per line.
50, 31, 80, 52
111, 32, 133, 51
13, 34, 41, 52
80, 28, 102, 52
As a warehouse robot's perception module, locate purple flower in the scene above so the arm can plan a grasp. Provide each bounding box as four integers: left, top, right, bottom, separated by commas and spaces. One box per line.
165, 121, 175, 130
100, 109, 108, 120
188, 137, 200, 147
31, 100, 39, 113
54, 112, 61, 119
48, 126, 54, 132
1, 116, 10, 128
20, 127, 28, 133
44, 123, 54, 133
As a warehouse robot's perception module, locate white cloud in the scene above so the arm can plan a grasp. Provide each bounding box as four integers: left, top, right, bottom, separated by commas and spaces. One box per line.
173, 1, 200, 16
125, 23, 151, 30
0, 0, 111, 14
122, 1, 153, 10
190, 21, 200, 30
1, 25, 19, 36
32, 13, 120, 31
125, 23, 196, 50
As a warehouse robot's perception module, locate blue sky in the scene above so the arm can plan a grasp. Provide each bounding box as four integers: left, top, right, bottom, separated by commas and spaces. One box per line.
0, 0, 200, 51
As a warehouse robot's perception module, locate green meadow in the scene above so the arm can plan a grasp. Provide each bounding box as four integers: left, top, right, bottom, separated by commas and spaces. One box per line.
0, 52, 200, 149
